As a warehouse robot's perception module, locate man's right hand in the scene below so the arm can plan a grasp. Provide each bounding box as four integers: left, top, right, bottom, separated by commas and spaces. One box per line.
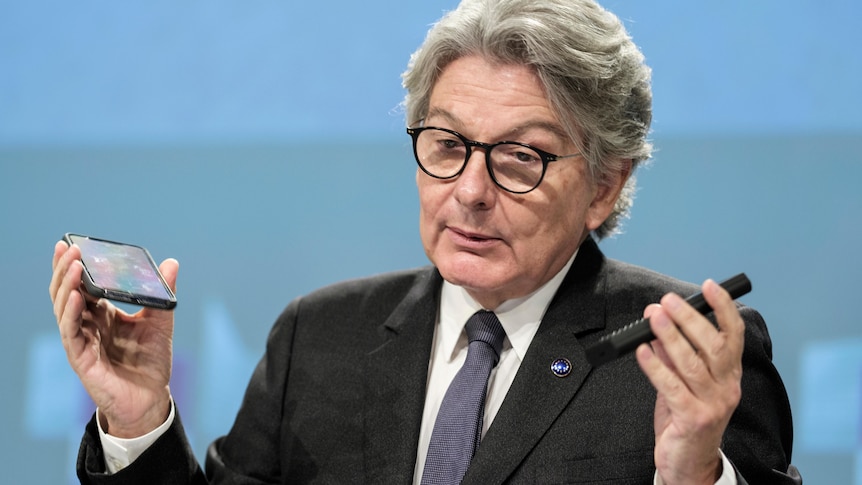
49, 240, 178, 438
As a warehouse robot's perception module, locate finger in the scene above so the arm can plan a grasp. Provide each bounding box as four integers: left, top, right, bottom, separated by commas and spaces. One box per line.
636, 341, 694, 406
648, 298, 710, 389
56, 258, 84, 323
49, 242, 76, 305
641, 304, 676, 370
701, 279, 745, 374
51, 240, 69, 272
702, 279, 744, 343
85, 292, 115, 325
642, 302, 661, 319
53, 253, 84, 323
58, 278, 89, 360
648, 298, 702, 362
653, 288, 744, 400
663, 281, 742, 375
648, 335, 676, 373
658, 291, 719, 349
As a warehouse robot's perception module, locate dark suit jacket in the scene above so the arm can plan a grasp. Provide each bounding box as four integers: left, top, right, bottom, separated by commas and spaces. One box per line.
76, 238, 801, 484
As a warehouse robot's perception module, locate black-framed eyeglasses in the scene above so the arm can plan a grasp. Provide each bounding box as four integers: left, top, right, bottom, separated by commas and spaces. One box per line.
406, 126, 582, 194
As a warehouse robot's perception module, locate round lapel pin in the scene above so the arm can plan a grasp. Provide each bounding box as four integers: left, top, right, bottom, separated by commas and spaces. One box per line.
550, 358, 572, 378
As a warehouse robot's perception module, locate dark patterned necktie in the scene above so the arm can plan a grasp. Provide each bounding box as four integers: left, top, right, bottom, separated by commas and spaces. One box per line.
421, 310, 506, 485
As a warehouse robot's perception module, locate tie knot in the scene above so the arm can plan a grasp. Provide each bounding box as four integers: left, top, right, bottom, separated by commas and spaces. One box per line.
465, 310, 505, 360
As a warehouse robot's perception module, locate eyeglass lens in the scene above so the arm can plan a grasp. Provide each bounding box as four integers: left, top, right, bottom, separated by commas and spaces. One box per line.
414, 128, 545, 193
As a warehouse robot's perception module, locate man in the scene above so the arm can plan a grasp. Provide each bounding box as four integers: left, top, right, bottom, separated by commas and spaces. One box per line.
50, 0, 801, 483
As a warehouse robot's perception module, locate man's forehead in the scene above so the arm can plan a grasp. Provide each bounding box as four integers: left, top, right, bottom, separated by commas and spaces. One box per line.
424, 106, 570, 143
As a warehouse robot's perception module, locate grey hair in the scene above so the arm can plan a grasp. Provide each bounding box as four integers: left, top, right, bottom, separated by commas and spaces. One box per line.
402, 0, 652, 239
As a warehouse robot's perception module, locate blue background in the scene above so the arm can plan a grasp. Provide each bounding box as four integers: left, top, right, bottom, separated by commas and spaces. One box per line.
1, 1, 860, 483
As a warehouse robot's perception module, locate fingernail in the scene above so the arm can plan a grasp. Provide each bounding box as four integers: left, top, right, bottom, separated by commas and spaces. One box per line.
706, 279, 720, 296
664, 293, 681, 311
637, 344, 652, 360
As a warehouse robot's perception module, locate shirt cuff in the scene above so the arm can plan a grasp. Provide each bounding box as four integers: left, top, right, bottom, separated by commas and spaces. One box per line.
97, 400, 176, 474
653, 450, 737, 485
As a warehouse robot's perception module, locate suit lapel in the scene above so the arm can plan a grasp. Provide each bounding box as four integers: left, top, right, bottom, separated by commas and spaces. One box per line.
463, 239, 609, 484
363, 268, 443, 484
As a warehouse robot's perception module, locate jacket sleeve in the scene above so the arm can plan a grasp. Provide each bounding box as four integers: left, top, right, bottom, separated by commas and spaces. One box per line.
76, 411, 207, 485
723, 306, 803, 484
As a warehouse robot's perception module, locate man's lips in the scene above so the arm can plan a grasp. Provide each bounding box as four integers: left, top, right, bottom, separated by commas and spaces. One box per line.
446, 226, 502, 248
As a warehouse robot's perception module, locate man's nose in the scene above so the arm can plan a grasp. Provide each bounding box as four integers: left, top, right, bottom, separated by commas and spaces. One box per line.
453, 149, 497, 207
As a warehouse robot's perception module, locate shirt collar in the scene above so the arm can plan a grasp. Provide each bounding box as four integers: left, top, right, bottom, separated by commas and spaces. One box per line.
438, 250, 578, 363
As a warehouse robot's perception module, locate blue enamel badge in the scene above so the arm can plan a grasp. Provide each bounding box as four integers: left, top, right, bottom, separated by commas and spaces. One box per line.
550, 358, 572, 377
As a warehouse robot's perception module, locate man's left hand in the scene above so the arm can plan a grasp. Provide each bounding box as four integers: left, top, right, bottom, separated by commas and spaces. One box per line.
636, 279, 744, 485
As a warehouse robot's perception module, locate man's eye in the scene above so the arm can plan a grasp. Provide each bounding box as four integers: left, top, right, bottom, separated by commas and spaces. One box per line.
514, 150, 540, 163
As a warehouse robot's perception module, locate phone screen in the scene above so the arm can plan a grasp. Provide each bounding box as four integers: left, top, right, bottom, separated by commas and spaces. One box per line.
67, 234, 175, 306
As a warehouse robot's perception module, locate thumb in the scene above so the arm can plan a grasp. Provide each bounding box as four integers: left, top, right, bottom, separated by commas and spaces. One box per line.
158, 258, 179, 295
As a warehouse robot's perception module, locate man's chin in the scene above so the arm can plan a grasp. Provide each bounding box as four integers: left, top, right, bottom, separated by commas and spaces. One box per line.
437, 258, 514, 296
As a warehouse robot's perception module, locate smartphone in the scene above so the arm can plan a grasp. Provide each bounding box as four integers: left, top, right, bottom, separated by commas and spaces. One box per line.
63, 233, 177, 310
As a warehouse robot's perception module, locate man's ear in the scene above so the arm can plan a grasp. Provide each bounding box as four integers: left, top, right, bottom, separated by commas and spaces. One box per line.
584, 159, 633, 232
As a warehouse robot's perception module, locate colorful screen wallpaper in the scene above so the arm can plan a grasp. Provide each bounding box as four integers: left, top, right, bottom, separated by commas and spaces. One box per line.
71, 235, 173, 300
1, 1, 860, 483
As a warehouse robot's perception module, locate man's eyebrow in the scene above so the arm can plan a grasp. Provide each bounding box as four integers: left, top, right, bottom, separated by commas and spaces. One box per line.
424, 107, 571, 142
423, 107, 459, 127
508, 121, 571, 143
